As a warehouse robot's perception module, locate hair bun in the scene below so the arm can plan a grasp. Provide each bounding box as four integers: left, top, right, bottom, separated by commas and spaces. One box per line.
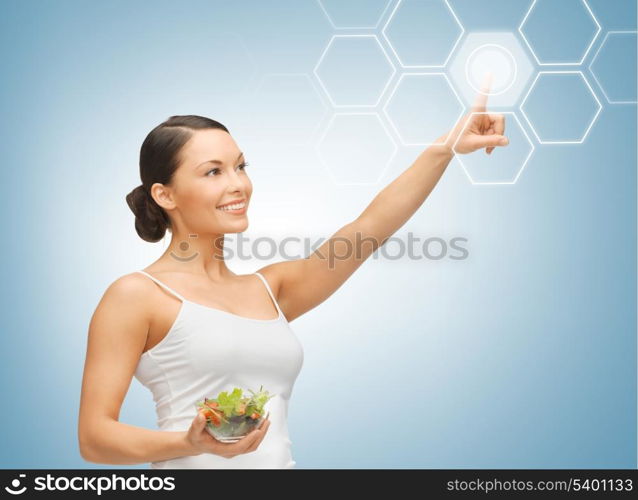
125, 184, 170, 243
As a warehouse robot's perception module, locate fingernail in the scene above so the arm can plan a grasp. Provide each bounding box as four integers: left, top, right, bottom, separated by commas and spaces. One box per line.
499, 137, 509, 145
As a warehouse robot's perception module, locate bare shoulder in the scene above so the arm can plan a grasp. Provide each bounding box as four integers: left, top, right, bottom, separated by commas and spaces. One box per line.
254, 263, 288, 297
91, 272, 157, 327
83, 272, 158, 376
101, 272, 156, 306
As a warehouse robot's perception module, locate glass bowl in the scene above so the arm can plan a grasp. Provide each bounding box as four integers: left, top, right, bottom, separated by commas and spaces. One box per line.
202, 410, 270, 443
194, 386, 275, 443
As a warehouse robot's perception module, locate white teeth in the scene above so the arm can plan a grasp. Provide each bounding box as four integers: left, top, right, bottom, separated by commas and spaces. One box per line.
217, 202, 246, 211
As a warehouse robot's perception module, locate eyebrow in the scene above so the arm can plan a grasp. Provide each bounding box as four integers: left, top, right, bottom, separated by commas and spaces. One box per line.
196, 151, 244, 170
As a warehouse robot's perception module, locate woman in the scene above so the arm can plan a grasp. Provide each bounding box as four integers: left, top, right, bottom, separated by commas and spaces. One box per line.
78, 86, 507, 469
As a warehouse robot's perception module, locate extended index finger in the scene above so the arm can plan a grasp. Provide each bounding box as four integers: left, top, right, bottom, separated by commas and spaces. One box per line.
471, 72, 493, 112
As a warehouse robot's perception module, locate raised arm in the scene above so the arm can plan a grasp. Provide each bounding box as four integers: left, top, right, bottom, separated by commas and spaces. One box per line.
258, 82, 507, 322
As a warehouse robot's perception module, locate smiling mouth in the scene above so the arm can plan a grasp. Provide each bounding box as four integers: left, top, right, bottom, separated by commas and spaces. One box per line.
216, 200, 247, 214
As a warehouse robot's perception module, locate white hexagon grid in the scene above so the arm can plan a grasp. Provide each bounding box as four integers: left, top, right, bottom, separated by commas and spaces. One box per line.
316, 112, 398, 186
313, 34, 396, 107
589, 31, 638, 105
520, 71, 602, 144
519, 0, 601, 66
447, 32, 535, 108
452, 112, 535, 185
382, 73, 464, 146
317, 0, 393, 29
382, 0, 464, 68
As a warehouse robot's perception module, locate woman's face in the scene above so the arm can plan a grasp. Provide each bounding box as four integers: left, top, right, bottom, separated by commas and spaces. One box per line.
167, 128, 252, 235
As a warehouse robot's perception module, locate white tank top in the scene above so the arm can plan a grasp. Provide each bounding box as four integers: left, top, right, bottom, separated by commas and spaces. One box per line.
133, 270, 304, 469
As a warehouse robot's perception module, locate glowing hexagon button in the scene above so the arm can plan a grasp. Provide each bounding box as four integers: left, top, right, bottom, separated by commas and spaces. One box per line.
316, 113, 397, 185
447, 32, 534, 108
521, 71, 602, 144
519, 0, 601, 65
382, 0, 464, 67
314, 35, 396, 107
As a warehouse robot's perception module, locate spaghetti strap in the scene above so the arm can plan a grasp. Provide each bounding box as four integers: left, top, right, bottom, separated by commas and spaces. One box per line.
136, 270, 186, 302
254, 272, 283, 316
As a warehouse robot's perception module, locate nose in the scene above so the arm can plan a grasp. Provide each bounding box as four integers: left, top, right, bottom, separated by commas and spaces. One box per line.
226, 168, 248, 192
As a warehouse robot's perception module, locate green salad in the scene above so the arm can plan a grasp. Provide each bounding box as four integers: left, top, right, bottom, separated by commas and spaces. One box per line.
196, 385, 275, 428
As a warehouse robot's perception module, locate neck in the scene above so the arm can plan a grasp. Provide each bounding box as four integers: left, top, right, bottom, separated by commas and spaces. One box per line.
157, 230, 234, 281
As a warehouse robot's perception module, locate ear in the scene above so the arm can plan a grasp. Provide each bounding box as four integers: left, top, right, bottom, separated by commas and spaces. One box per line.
150, 183, 177, 210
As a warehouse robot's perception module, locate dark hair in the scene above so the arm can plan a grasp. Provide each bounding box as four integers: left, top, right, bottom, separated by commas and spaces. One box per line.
125, 115, 230, 242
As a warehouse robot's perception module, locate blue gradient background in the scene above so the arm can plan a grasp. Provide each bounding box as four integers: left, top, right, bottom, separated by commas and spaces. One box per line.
0, 0, 635, 469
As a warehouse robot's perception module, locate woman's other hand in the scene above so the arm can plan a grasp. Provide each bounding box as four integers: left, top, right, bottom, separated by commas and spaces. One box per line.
183, 409, 271, 459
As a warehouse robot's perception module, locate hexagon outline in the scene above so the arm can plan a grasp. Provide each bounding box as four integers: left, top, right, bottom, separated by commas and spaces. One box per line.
588, 30, 638, 105
381, 0, 465, 68
315, 112, 398, 186
381, 72, 465, 146
518, 0, 601, 66
246, 72, 330, 145
313, 34, 397, 108
519, 70, 603, 144
316, 0, 394, 30
452, 112, 534, 185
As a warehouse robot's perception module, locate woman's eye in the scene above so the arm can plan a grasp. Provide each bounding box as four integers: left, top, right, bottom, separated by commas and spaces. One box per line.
206, 162, 249, 177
